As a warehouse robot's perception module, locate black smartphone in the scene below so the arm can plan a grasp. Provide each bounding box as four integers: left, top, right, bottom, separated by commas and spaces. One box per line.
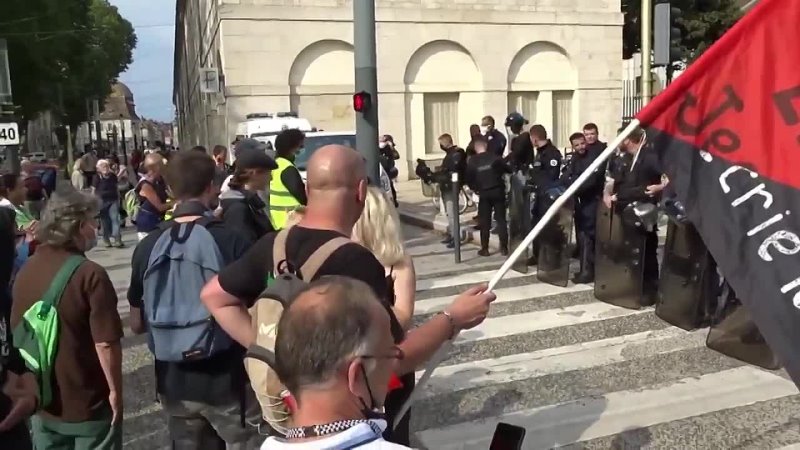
489, 422, 526, 450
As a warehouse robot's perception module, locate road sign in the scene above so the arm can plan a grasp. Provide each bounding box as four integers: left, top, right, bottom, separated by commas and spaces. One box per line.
0, 122, 19, 145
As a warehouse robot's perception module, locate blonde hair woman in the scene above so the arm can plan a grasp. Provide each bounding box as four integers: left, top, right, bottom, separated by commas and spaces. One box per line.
352, 187, 415, 330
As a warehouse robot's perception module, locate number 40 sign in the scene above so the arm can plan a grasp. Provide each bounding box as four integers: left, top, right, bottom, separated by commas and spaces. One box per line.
0, 122, 19, 146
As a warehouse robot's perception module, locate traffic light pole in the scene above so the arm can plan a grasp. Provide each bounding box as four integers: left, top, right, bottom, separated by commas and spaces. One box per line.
641, 0, 653, 105
353, 0, 381, 186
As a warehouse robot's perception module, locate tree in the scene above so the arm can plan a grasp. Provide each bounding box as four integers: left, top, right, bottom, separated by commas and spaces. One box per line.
622, 0, 743, 61
60, 0, 137, 129
0, 0, 135, 127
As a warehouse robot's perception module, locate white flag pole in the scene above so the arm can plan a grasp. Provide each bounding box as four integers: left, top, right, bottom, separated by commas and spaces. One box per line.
393, 119, 642, 429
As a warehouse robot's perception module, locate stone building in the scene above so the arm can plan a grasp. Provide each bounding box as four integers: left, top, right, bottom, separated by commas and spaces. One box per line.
174, 0, 623, 179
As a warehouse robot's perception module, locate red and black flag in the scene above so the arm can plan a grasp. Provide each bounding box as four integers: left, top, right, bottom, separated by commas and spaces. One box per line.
636, 0, 800, 385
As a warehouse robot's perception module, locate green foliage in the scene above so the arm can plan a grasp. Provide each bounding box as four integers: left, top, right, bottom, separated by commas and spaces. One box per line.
622, 0, 743, 61
0, 0, 136, 125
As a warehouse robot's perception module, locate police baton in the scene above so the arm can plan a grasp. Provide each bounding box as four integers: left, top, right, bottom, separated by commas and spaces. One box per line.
392, 120, 642, 430
452, 172, 461, 264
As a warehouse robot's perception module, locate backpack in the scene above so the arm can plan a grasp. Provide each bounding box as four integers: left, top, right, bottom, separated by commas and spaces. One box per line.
245, 229, 349, 436
142, 218, 232, 362
123, 179, 146, 223
13, 255, 85, 408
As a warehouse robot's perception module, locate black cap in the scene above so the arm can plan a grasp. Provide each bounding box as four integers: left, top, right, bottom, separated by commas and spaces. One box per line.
234, 139, 278, 170
504, 112, 529, 128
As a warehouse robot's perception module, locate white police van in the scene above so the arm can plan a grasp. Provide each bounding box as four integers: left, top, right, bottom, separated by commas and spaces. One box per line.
293, 131, 393, 198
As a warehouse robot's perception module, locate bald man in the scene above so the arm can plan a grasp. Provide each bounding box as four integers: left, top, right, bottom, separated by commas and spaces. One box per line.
201, 144, 495, 444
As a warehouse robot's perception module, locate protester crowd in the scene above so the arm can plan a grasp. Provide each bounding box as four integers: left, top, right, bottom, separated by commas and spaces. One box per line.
0, 127, 495, 450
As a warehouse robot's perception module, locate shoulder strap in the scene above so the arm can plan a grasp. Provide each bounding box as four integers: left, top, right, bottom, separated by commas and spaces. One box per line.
299, 237, 351, 281
39, 255, 85, 316
272, 229, 290, 274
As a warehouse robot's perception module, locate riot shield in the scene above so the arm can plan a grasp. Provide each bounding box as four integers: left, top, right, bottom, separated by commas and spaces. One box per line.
537, 190, 574, 287
508, 171, 531, 274
655, 221, 714, 330
706, 283, 782, 370
593, 203, 647, 309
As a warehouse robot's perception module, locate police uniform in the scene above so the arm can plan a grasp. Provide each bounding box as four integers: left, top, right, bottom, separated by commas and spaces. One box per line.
560, 148, 607, 282
465, 150, 512, 255
528, 140, 562, 264
437, 146, 467, 247
614, 146, 663, 297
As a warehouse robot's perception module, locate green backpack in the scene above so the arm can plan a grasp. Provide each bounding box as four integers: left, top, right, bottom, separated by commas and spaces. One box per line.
13, 255, 85, 408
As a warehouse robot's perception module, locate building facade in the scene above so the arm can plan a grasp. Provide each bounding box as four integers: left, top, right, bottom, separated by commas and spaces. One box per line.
174, 0, 623, 179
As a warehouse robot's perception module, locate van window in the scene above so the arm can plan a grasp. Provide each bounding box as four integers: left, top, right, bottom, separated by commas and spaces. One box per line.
295, 134, 356, 170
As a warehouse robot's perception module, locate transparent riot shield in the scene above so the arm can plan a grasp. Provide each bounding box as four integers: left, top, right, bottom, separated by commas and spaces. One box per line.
593, 203, 647, 309
706, 282, 782, 370
537, 192, 574, 287
508, 171, 531, 274
655, 221, 714, 330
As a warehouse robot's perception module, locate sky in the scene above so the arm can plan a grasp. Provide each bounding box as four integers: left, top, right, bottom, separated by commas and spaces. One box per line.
110, 0, 176, 122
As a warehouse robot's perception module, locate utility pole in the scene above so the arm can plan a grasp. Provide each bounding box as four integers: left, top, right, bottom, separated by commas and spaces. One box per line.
353, 0, 380, 186
641, 0, 653, 105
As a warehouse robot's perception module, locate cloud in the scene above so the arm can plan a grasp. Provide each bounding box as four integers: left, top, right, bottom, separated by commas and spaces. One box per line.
110, 0, 176, 121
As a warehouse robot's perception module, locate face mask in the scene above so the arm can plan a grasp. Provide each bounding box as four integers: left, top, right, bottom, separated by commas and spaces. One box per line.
440, 144, 448, 151
379, 142, 388, 149
358, 365, 387, 421
480, 126, 490, 135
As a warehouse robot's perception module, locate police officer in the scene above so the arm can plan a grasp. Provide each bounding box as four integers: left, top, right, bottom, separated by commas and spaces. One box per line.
527, 125, 562, 266
435, 133, 467, 248
465, 136, 512, 257
608, 127, 665, 301
582, 122, 607, 158
505, 113, 533, 170
560, 132, 606, 283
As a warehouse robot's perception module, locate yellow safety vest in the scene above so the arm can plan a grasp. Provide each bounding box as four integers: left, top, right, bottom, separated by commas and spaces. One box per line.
269, 157, 302, 229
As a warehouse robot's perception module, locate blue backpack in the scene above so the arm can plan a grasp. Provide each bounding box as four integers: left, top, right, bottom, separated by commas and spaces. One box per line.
142, 218, 232, 362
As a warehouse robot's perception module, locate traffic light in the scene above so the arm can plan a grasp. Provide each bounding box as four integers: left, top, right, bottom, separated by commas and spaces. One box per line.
353, 91, 372, 113
654, 0, 683, 67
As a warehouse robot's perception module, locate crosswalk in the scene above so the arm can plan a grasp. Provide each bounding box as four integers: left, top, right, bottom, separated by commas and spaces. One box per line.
403, 231, 800, 449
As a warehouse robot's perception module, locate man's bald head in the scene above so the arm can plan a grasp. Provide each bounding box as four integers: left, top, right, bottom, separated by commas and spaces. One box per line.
306, 145, 366, 191
303, 145, 368, 227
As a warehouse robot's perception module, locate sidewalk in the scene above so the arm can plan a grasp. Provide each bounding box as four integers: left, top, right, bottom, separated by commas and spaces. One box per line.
395, 180, 668, 250
395, 180, 498, 248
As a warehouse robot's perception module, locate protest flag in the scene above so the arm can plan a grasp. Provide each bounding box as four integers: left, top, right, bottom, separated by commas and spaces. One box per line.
636, 0, 800, 386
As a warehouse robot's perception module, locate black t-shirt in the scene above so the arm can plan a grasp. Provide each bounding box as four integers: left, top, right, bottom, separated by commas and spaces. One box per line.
127, 202, 253, 402
218, 226, 404, 342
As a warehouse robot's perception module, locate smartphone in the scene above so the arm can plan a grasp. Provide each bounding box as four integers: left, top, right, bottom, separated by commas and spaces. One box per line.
489, 422, 526, 450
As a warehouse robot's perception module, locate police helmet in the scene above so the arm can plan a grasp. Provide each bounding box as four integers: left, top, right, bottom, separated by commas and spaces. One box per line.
662, 197, 689, 224
545, 185, 568, 202
622, 201, 659, 230
504, 112, 529, 134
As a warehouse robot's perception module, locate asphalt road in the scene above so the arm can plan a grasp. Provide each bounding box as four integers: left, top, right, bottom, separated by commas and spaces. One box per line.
95, 224, 800, 449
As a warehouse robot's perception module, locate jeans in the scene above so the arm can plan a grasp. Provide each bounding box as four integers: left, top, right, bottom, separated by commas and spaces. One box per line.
98, 200, 121, 242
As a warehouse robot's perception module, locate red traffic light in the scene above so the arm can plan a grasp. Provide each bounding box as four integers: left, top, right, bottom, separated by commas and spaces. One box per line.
353, 91, 371, 112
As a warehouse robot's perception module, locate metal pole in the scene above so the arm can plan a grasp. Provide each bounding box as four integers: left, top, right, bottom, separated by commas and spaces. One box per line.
353, 0, 380, 186
452, 172, 461, 264
641, 0, 653, 105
